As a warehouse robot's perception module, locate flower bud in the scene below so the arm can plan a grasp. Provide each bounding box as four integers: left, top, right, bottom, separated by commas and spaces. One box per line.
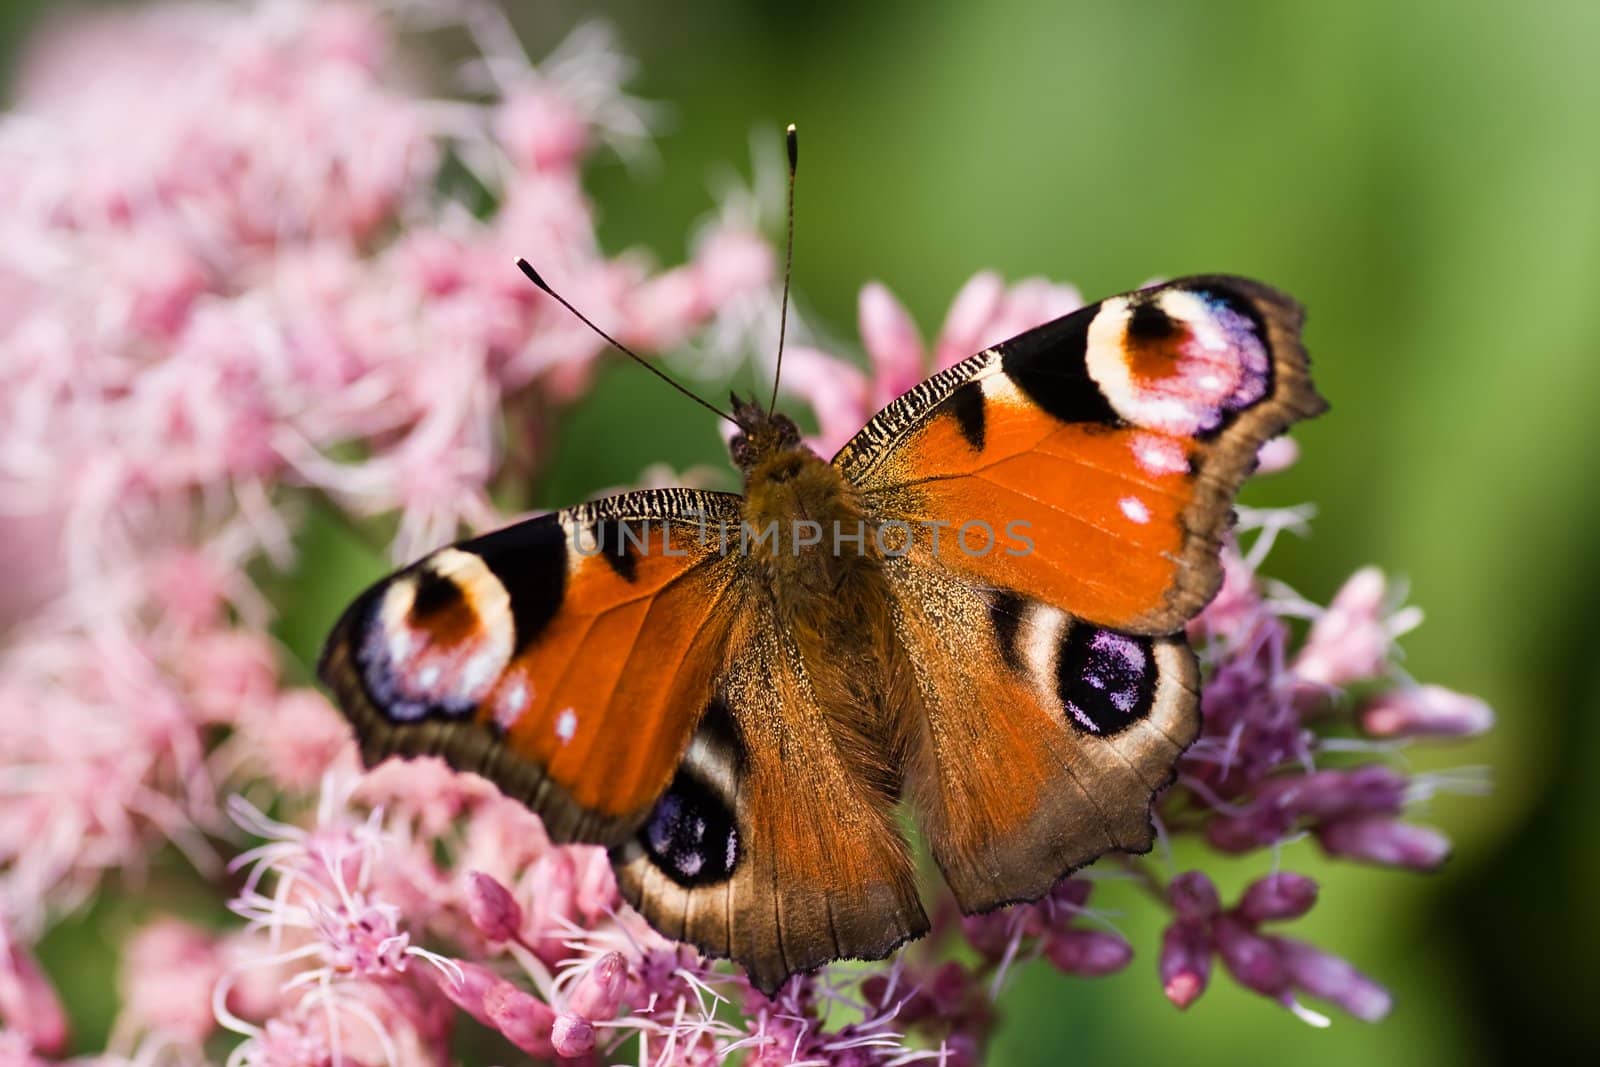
551, 1013, 596, 1057
1043, 930, 1133, 977
433, 961, 508, 1027
524, 850, 578, 961
1266, 766, 1407, 821
1214, 916, 1289, 997
1255, 436, 1300, 475
1237, 873, 1319, 923
1205, 812, 1290, 853
566, 951, 627, 1020
1279, 938, 1392, 1022
1317, 816, 1451, 871
1159, 922, 1213, 1009
465, 871, 523, 943
1168, 871, 1221, 923
1049, 878, 1093, 911
572, 847, 620, 923
482, 981, 556, 1057
0, 938, 68, 1055
494, 88, 588, 173
1294, 567, 1420, 688
1359, 685, 1494, 739
927, 960, 974, 1015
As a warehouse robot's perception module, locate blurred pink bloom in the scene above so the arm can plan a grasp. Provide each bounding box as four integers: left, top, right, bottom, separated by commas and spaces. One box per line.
496, 86, 591, 173
1317, 816, 1452, 871
1360, 683, 1495, 739
781, 273, 1082, 455
1277, 939, 1392, 1023
1294, 566, 1424, 689
114, 918, 225, 1049
0, 919, 68, 1056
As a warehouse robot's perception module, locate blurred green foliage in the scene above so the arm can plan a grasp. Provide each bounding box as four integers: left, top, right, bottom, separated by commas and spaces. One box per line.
7, 1, 1597, 1063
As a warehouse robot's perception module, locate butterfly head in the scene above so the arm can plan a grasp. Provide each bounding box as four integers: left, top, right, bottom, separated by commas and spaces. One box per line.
727, 394, 805, 475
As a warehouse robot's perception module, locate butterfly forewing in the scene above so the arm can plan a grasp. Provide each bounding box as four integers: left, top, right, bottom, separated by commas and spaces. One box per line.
318, 488, 745, 844
838, 275, 1325, 634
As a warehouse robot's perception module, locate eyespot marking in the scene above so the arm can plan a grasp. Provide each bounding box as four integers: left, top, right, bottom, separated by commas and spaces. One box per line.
1085, 287, 1273, 436
1057, 626, 1155, 735
640, 771, 740, 887
352, 548, 514, 724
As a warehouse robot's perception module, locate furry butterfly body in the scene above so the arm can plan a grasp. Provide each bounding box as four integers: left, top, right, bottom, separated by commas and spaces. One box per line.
319, 274, 1325, 993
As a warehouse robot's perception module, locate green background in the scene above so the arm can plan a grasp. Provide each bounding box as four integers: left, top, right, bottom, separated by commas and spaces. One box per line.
7, 1, 1597, 1063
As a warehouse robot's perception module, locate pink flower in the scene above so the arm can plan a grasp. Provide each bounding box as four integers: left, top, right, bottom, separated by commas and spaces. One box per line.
1317, 816, 1452, 871
495, 86, 591, 173
482, 981, 557, 1057
464, 871, 524, 943
1294, 566, 1423, 689
115, 918, 224, 1047
1157, 872, 1391, 1024
781, 273, 1082, 455
1359, 684, 1495, 739
0, 920, 67, 1056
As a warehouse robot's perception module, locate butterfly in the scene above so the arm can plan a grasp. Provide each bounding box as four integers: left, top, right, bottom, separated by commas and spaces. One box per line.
318, 256, 1324, 993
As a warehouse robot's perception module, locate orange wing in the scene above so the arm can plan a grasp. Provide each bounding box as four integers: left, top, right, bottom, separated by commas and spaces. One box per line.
834, 276, 1324, 910
836, 275, 1326, 634
891, 568, 1199, 912
319, 488, 743, 844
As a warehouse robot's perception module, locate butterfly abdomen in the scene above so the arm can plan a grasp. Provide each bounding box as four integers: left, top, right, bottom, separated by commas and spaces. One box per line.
740, 444, 906, 797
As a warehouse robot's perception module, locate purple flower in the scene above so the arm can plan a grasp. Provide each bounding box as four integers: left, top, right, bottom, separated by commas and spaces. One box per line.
1156, 872, 1393, 1024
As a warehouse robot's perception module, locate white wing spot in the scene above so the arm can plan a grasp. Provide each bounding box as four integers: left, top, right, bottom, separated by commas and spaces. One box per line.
1120, 496, 1152, 524
494, 681, 531, 732
555, 708, 578, 743
1131, 433, 1188, 476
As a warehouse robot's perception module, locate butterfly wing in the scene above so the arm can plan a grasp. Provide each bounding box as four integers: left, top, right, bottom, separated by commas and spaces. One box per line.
836, 275, 1325, 634
610, 596, 928, 995
890, 564, 1199, 910
318, 488, 745, 845
835, 275, 1323, 910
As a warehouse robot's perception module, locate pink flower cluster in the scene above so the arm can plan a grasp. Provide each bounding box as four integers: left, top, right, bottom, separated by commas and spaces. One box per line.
0, 1, 770, 1061
0, 1, 1491, 1064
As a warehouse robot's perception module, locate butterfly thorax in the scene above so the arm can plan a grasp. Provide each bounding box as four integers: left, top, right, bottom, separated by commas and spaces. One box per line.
730, 403, 885, 605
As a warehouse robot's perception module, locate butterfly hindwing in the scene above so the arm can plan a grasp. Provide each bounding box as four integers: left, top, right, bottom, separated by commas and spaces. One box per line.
837, 275, 1326, 634
611, 599, 928, 995
318, 488, 744, 844
889, 560, 1198, 911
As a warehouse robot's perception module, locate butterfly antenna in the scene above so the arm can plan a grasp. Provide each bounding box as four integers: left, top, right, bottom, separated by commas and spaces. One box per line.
767, 123, 799, 416
515, 259, 747, 432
